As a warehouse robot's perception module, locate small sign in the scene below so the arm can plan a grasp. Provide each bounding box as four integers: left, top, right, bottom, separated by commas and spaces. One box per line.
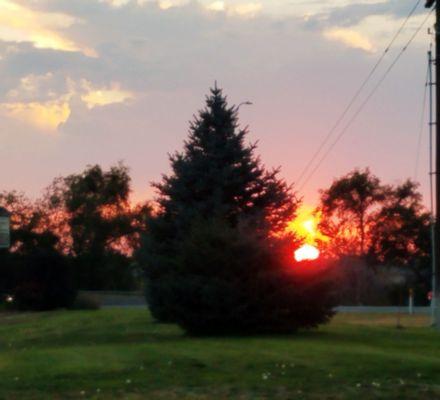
0, 216, 10, 249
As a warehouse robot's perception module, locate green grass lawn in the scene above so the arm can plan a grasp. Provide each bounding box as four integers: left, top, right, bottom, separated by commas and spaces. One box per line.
0, 309, 439, 400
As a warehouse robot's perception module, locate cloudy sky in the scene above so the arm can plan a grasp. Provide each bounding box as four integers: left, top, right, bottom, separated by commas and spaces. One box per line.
0, 0, 435, 206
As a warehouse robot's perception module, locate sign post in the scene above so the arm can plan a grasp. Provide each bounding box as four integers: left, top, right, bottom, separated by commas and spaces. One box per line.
409, 288, 414, 316
0, 207, 11, 250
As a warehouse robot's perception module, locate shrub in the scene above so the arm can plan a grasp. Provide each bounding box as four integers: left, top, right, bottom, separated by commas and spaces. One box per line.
327, 257, 388, 306
71, 293, 101, 310
74, 253, 139, 291
10, 250, 77, 311
0, 251, 19, 295
326, 257, 430, 306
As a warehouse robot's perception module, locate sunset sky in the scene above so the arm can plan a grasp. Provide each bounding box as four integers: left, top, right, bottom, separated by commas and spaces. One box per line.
0, 0, 435, 207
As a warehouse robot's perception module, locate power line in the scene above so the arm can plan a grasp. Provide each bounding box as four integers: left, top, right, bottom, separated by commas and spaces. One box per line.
296, 0, 424, 187
414, 60, 430, 180
298, 7, 435, 193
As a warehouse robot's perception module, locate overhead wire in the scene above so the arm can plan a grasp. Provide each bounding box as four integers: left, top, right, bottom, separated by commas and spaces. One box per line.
414, 60, 430, 180
296, 0, 424, 187
298, 7, 435, 193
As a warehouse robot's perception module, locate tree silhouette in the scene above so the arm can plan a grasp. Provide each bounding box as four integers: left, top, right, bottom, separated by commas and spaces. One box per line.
318, 169, 430, 270
317, 169, 385, 259
46, 163, 149, 290
370, 180, 431, 269
142, 86, 335, 334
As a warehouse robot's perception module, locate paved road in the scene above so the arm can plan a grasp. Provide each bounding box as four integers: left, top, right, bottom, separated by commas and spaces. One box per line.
80, 291, 146, 307
82, 291, 432, 314
336, 306, 431, 315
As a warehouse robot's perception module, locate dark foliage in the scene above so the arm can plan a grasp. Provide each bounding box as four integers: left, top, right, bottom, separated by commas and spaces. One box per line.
318, 170, 432, 304
0, 249, 77, 311
369, 180, 431, 268
318, 169, 431, 269
142, 86, 335, 334
0, 194, 77, 311
0, 251, 18, 296
71, 292, 101, 310
318, 168, 385, 258
74, 252, 138, 290
147, 220, 335, 335
0, 164, 148, 301
45, 163, 150, 290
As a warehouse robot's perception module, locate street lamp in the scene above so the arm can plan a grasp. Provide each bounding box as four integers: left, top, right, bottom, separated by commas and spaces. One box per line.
237, 101, 253, 111
0, 207, 11, 250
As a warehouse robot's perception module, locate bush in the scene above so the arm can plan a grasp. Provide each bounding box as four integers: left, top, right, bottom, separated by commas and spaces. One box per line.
146, 221, 336, 335
0, 250, 19, 295
7, 250, 77, 311
327, 257, 388, 306
75, 253, 139, 291
71, 293, 101, 310
326, 257, 429, 306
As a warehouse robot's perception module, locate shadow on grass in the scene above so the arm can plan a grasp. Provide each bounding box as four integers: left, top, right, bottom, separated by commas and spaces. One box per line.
3, 310, 436, 355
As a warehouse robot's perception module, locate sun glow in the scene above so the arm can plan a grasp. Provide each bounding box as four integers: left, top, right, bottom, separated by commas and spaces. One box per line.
288, 207, 324, 244
288, 206, 328, 262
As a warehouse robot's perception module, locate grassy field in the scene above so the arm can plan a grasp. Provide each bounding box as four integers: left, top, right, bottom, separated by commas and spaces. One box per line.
0, 310, 439, 400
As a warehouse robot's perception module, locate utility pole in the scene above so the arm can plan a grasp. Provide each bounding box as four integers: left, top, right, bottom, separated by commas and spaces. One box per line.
428, 49, 437, 325
426, 0, 440, 328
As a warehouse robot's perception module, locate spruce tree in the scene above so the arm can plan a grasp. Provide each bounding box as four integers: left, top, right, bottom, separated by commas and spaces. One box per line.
142, 86, 335, 334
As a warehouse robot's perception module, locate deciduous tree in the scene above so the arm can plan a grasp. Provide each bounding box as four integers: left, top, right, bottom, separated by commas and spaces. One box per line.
317, 169, 385, 258
318, 170, 430, 268
46, 163, 150, 289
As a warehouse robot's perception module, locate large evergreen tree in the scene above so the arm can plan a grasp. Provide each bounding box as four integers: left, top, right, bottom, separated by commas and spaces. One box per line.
142, 87, 335, 334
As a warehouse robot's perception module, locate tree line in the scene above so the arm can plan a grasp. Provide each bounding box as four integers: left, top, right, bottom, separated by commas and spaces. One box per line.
0, 164, 150, 309
0, 86, 432, 333
317, 169, 431, 305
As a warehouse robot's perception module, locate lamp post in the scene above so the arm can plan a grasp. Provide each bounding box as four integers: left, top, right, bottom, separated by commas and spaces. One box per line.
0, 207, 11, 250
